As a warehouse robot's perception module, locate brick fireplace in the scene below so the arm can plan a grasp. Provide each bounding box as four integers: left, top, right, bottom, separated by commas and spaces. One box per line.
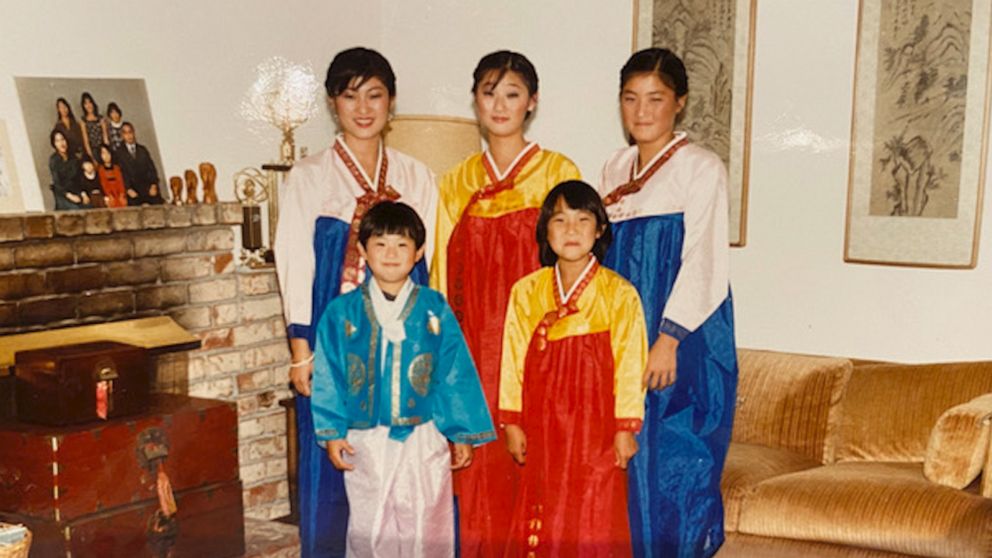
0, 204, 292, 520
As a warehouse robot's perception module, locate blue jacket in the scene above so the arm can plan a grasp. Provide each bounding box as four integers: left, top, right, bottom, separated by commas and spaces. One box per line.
312, 282, 495, 445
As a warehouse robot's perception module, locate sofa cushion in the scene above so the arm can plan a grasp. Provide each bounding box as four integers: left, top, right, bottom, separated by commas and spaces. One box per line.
734, 349, 852, 464
924, 393, 992, 489
736, 462, 992, 558
721, 442, 820, 532
834, 362, 992, 462
721, 533, 918, 557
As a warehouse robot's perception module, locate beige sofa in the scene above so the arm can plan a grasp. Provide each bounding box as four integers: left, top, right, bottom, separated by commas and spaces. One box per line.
718, 349, 992, 558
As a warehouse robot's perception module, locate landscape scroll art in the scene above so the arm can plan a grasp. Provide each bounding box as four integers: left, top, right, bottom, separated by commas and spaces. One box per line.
846, 0, 992, 267
634, 0, 757, 246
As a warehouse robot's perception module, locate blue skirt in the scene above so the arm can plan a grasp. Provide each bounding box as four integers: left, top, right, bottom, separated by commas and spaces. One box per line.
603, 213, 738, 558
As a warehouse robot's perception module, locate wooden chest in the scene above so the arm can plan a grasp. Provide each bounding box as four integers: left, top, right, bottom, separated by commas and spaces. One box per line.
15, 341, 150, 425
0, 394, 244, 557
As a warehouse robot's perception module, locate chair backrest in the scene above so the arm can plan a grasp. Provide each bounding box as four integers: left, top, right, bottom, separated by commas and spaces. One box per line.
833, 361, 992, 462
733, 349, 853, 464
384, 115, 481, 177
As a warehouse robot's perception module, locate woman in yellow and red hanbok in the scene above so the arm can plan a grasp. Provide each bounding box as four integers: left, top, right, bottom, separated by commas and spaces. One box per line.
499, 180, 647, 556
431, 51, 581, 558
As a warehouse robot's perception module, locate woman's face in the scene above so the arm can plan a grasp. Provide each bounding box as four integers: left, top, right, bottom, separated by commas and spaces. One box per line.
620, 72, 686, 148
330, 76, 392, 142
57, 100, 70, 118
109, 108, 121, 123
100, 147, 113, 166
53, 132, 68, 155
82, 97, 96, 116
474, 70, 536, 139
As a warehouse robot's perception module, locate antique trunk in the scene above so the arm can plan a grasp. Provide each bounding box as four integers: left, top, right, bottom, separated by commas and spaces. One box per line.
0, 369, 13, 421
14, 341, 150, 426
0, 480, 244, 558
0, 394, 244, 557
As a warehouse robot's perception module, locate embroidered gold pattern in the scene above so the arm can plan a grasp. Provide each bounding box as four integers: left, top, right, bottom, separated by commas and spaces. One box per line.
361, 284, 379, 421
427, 312, 441, 335
346, 354, 365, 395
394, 415, 423, 426
457, 430, 496, 443
390, 341, 403, 424
407, 354, 433, 396
344, 320, 356, 338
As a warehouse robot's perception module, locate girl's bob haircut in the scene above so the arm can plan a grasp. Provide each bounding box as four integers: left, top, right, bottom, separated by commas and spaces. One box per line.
535, 180, 612, 267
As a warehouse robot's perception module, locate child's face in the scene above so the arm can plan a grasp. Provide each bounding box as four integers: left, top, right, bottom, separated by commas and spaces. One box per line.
82, 161, 95, 176
358, 233, 424, 291
547, 197, 601, 264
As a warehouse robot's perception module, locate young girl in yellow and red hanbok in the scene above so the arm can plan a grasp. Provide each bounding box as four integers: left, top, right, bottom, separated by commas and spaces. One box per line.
431, 51, 581, 558
499, 180, 648, 557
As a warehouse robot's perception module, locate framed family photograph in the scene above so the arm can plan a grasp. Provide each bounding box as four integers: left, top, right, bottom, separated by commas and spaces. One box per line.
634, 0, 757, 247
15, 77, 166, 211
845, 0, 992, 268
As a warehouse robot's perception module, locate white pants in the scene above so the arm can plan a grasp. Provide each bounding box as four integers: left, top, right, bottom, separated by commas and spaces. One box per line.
344, 423, 454, 558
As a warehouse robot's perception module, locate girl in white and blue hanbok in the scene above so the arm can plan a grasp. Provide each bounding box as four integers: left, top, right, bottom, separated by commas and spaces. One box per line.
274, 47, 436, 558
597, 48, 738, 558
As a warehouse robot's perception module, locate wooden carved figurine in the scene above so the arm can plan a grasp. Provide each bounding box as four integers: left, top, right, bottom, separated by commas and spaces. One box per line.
169, 176, 184, 205
199, 162, 218, 204
184, 169, 199, 204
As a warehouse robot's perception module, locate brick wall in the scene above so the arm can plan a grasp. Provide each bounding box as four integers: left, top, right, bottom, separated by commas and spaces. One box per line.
0, 204, 292, 520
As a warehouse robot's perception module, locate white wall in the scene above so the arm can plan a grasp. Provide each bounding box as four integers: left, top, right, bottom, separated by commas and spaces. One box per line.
731, 0, 992, 362
0, 1, 380, 210
379, 1, 631, 177
1, 0, 989, 363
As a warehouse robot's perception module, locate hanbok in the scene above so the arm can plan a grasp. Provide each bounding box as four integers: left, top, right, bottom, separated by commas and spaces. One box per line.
598, 132, 738, 558
432, 143, 580, 557
312, 280, 495, 558
275, 136, 437, 557
499, 260, 647, 556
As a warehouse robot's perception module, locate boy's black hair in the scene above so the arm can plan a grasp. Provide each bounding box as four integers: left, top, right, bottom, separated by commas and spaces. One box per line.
536, 180, 612, 267
358, 201, 426, 249
325, 47, 396, 98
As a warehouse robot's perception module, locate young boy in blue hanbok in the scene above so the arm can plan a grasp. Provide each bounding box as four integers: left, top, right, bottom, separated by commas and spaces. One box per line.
311, 201, 495, 558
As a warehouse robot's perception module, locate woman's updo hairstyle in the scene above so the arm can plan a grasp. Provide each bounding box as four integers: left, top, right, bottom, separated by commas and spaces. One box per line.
620, 47, 689, 98
472, 50, 538, 95
325, 47, 397, 98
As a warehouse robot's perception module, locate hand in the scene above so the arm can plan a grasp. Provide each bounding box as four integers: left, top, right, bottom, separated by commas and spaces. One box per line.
614, 431, 638, 469
127, 189, 139, 198
81, 192, 91, 204
504, 424, 527, 465
326, 439, 355, 471
644, 334, 678, 390
289, 340, 313, 396
451, 443, 473, 470
66, 192, 81, 203
150, 184, 158, 196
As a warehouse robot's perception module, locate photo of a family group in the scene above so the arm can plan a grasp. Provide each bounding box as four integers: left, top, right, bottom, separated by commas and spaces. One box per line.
15, 77, 166, 211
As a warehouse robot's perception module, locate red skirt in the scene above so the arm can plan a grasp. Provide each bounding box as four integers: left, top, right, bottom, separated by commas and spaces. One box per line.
448, 208, 540, 558
506, 331, 632, 557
